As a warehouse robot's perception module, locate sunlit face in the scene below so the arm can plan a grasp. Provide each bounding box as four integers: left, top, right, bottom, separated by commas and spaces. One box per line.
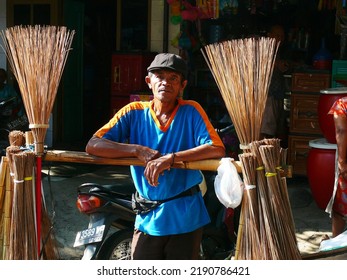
146, 69, 187, 102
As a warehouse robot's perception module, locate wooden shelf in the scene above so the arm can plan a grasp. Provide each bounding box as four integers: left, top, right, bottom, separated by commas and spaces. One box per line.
288, 72, 330, 176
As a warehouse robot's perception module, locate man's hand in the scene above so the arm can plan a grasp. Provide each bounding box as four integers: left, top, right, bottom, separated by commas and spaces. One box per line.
136, 145, 161, 164
144, 154, 173, 186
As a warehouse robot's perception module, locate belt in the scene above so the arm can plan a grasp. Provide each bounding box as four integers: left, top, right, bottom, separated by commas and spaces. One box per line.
160, 185, 201, 203
132, 185, 201, 215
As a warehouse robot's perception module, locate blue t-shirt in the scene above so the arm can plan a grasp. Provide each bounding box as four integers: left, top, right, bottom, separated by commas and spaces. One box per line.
94, 99, 224, 236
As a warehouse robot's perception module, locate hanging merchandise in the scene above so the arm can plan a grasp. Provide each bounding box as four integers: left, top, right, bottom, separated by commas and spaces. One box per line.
179, 20, 201, 51
179, 31, 192, 49
168, 0, 220, 24
181, 9, 199, 21
168, 0, 182, 25
171, 31, 182, 48
196, 0, 220, 19
181, 1, 200, 21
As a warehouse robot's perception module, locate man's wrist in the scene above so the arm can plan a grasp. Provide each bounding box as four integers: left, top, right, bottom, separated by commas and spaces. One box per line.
171, 152, 175, 166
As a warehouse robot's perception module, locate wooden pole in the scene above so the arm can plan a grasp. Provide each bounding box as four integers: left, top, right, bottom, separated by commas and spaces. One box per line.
1, 157, 12, 259
43, 150, 242, 173
43, 150, 292, 176
36, 156, 42, 257
0, 157, 8, 259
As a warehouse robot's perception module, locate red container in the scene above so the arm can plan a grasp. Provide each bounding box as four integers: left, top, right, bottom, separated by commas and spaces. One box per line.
318, 87, 347, 144
313, 60, 332, 70
307, 138, 336, 210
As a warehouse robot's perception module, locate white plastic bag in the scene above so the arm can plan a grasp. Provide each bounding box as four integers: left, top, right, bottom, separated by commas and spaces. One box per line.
214, 158, 244, 209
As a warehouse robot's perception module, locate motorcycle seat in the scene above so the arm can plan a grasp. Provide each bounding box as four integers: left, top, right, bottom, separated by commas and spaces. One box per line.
78, 182, 135, 198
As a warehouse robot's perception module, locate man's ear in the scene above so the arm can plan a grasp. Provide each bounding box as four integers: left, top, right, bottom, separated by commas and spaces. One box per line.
145, 76, 151, 89
182, 79, 188, 90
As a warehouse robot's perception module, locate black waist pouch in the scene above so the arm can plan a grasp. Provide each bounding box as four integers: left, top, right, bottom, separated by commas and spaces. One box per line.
132, 185, 200, 215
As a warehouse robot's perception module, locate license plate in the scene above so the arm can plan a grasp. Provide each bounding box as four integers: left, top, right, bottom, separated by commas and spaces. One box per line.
73, 225, 105, 247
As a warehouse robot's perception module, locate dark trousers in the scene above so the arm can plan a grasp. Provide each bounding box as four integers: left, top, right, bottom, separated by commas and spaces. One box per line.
131, 227, 203, 260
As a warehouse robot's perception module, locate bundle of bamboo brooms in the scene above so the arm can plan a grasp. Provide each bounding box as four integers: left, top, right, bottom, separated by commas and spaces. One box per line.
202, 38, 301, 259
0, 131, 59, 259
0, 25, 74, 259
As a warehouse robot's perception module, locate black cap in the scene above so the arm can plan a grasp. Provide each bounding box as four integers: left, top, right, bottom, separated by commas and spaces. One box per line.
147, 53, 187, 79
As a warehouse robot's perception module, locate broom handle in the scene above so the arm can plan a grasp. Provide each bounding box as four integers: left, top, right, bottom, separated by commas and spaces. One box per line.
36, 156, 42, 258
43, 150, 243, 173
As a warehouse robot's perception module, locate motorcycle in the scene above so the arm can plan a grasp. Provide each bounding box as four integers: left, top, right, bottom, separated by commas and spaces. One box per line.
73, 124, 239, 260
74, 181, 135, 259
0, 96, 29, 155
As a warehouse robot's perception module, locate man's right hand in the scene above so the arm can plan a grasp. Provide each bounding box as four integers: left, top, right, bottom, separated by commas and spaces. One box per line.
136, 145, 161, 164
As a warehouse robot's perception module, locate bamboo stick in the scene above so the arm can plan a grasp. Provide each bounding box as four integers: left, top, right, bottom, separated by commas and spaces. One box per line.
0, 157, 7, 187
0, 157, 7, 210
0, 157, 9, 259
43, 149, 289, 176
23, 151, 38, 259
0, 212, 3, 258
2, 159, 13, 260
25, 131, 34, 147
2, 217, 11, 259
4, 146, 18, 259
43, 149, 242, 173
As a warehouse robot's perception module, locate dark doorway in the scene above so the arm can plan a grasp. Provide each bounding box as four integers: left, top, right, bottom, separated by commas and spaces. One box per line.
82, 0, 150, 141
82, 0, 117, 140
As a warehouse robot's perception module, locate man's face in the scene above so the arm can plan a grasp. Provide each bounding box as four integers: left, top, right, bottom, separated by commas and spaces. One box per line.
146, 69, 187, 102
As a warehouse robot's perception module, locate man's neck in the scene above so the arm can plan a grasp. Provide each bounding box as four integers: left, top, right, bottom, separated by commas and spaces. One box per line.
152, 99, 177, 115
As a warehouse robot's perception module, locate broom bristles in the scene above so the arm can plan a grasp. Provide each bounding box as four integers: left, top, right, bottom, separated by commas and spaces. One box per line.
259, 144, 301, 259
235, 139, 300, 259
237, 153, 261, 260
1, 25, 74, 259
202, 38, 283, 259
202, 38, 279, 146
8, 130, 25, 147
8, 151, 25, 259
1, 25, 75, 155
